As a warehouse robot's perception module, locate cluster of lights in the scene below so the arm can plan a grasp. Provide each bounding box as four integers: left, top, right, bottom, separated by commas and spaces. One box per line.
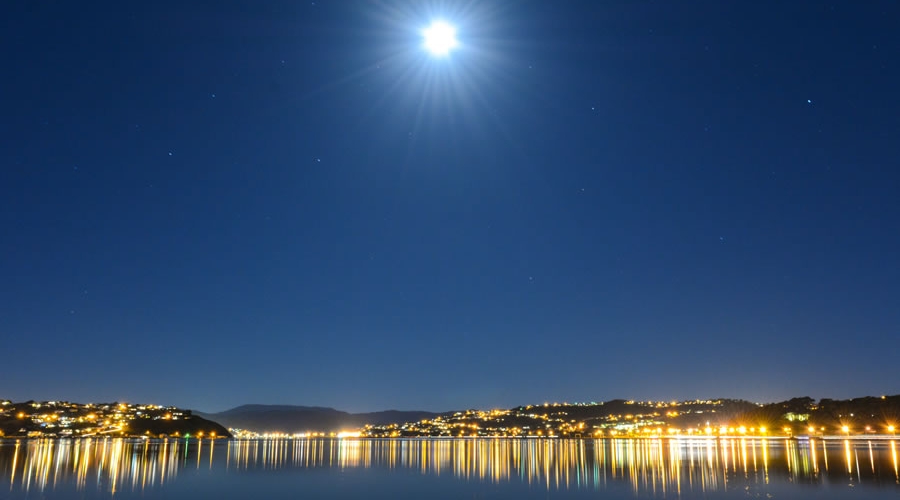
235, 422, 900, 440
230, 431, 362, 439
4, 400, 215, 438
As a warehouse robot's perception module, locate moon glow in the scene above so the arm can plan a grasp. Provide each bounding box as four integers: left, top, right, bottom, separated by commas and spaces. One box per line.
422, 21, 459, 57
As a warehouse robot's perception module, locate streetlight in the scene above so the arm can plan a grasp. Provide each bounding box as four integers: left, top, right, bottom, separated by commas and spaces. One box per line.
842, 425, 850, 437
888, 425, 895, 436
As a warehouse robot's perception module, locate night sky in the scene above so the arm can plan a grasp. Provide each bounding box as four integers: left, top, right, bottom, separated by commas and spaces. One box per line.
3, 1, 899, 413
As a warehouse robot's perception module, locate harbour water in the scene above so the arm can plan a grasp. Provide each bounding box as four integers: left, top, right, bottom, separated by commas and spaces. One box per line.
1, 437, 898, 498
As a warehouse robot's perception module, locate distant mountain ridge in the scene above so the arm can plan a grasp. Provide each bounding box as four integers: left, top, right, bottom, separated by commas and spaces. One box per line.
219, 404, 338, 414
196, 404, 444, 433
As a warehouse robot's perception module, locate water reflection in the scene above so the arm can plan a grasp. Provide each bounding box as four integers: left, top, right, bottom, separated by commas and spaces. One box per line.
2, 438, 184, 494
2, 437, 899, 496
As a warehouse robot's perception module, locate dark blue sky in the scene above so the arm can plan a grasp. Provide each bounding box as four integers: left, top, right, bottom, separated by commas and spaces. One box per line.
2, 1, 899, 413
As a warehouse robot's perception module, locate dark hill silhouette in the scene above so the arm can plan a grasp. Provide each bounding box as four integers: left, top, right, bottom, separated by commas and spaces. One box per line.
197, 405, 443, 433
127, 414, 230, 438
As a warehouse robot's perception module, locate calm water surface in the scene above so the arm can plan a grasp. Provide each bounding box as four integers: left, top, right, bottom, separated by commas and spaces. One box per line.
2, 437, 898, 499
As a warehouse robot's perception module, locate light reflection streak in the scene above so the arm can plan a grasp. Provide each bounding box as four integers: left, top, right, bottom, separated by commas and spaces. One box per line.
891, 441, 898, 482
869, 441, 875, 474
2, 438, 900, 495
856, 449, 862, 482
846, 439, 853, 473
810, 439, 818, 474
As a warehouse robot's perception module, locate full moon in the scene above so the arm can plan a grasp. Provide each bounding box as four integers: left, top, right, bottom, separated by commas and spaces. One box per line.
422, 21, 459, 57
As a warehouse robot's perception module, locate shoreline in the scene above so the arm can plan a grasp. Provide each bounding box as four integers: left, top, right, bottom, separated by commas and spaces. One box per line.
1, 434, 897, 441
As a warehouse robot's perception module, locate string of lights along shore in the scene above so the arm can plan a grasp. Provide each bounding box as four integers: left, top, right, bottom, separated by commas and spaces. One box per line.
3, 0, 899, 425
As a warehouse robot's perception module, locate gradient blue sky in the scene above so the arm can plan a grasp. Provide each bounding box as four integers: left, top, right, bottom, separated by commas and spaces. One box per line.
2, 0, 899, 413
